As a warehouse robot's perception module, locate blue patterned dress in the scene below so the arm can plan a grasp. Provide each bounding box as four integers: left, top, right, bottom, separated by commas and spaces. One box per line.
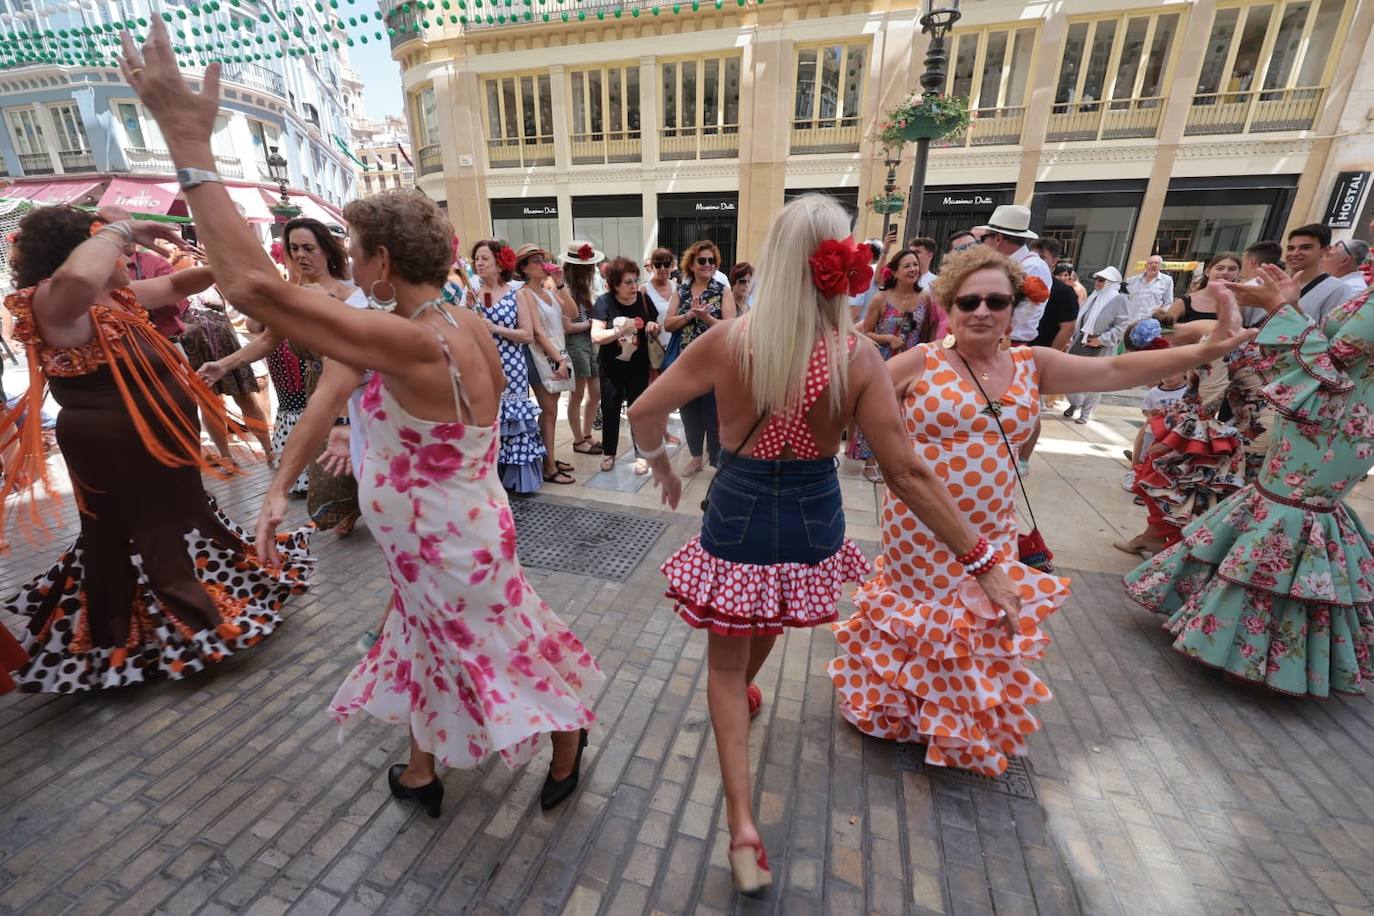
479, 288, 546, 493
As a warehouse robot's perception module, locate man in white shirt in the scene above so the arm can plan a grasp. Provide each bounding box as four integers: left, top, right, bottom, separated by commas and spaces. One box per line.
977, 204, 1051, 345
909, 236, 938, 291
1124, 255, 1176, 321
1287, 223, 1351, 325
1320, 237, 1370, 299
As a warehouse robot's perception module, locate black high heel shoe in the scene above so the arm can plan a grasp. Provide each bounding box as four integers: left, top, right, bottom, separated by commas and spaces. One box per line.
540, 729, 588, 811
388, 764, 444, 819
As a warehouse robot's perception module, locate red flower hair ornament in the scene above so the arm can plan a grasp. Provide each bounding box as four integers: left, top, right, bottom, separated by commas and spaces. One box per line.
1021, 276, 1050, 304
809, 237, 874, 298
577, 243, 595, 261
496, 244, 517, 272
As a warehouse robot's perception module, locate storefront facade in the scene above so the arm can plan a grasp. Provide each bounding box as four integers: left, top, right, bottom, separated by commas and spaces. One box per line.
1030, 180, 1145, 279
657, 192, 739, 268
921, 185, 1015, 260
1153, 176, 1298, 263
571, 195, 643, 261
491, 197, 559, 252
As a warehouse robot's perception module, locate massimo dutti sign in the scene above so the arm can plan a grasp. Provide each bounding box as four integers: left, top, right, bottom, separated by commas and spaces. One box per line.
490, 197, 558, 220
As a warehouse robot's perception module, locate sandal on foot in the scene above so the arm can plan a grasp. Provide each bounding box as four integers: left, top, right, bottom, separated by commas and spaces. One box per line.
1113, 540, 1154, 559
747, 683, 763, 720
728, 842, 772, 895
543, 470, 575, 485
633, 459, 649, 476
555, 459, 574, 473
573, 440, 603, 454
600, 456, 616, 472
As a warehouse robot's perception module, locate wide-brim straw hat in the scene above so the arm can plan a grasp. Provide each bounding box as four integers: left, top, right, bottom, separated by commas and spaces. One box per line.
559, 240, 605, 265
513, 242, 549, 266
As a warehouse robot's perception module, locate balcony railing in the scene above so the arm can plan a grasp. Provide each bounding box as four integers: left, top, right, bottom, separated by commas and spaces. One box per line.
660, 126, 740, 160
1045, 97, 1165, 142
418, 144, 443, 175
215, 154, 244, 180
933, 106, 1027, 148
570, 132, 642, 165
219, 61, 286, 97
1185, 86, 1324, 136
486, 137, 555, 169
17, 152, 53, 175
58, 149, 96, 172
126, 146, 174, 173
385, 3, 425, 48
464, 0, 652, 30
789, 119, 862, 154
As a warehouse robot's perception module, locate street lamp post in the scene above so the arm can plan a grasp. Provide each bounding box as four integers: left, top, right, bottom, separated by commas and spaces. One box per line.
880, 152, 902, 242
902, 0, 961, 243
265, 146, 301, 222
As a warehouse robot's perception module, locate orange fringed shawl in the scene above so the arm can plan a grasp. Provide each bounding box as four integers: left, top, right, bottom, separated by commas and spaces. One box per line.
0, 284, 268, 548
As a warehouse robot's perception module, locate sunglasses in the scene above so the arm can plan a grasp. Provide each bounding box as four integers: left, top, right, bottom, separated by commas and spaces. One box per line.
652, 259, 673, 268
952, 241, 978, 252
695, 256, 716, 266
952, 293, 1015, 312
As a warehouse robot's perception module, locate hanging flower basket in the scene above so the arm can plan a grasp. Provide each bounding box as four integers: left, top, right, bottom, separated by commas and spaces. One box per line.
876, 95, 971, 148
866, 192, 905, 215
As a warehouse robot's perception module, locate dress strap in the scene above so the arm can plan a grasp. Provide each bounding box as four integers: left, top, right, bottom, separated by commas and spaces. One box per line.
752, 333, 852, 459
412, 299, 473, 422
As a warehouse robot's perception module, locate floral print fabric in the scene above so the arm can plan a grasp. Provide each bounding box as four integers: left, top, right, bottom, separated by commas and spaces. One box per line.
329, 372, 602, 768
1125, 291, 1374, 696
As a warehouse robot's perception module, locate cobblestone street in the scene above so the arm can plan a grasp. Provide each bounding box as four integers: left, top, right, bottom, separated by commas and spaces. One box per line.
5, 432, 1374, 916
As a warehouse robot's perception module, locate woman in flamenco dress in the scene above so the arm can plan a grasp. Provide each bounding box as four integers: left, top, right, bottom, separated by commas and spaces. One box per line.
121, 24, 603, 815
0, 205, 312, 693
629, 196, 1025, 894
827, 246, 1253, 777
1127, 265, 1374, 697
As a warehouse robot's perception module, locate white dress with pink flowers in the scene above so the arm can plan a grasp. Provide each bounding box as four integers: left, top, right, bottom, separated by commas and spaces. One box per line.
328, 336, 602, 767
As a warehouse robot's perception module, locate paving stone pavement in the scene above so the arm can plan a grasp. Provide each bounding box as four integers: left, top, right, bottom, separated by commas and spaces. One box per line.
5, 463, 1374, 916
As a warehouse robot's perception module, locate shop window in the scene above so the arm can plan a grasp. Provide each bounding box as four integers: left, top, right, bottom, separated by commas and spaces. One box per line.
482, 75, 553, 168
661, 55, 740, 160
792, 43, 866, 152
937, 26, 1035, 148
47, 104, 89, 152
569, 64, 641, 164
1189, 0, 1345, 134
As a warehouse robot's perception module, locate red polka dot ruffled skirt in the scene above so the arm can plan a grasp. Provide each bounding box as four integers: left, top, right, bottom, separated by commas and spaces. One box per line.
661, 536, 871, 638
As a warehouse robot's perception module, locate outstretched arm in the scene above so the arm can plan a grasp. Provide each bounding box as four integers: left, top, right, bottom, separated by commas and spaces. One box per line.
130, 265, 214, 310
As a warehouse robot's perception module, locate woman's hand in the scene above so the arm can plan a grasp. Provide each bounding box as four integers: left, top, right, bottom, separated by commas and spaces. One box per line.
649, 457, 681, 509
553, 357, 571, 382
1085, 336, 1102, 348
119, 22, 220, 154
254, 489, 288, 569
646, 321, 661, 337
973, 566, 1022, 640
1224, 264, 1299, 316
318, 426, 352, 477
198, 359, 229, 384
1198, 285, 1259, 360
129, 220, 191, 254
483, 318, 498, 335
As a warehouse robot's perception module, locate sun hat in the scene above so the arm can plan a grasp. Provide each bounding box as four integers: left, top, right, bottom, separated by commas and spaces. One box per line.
1093, 266, 1124, 284
975, 204, 1038, 241
513, 242, 550, 266
559, 240, 605, 265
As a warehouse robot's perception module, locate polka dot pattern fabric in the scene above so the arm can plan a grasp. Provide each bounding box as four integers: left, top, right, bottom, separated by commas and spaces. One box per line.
479, 288, 546, 493
752, 335, 848, 460
828, 344, 1071, 777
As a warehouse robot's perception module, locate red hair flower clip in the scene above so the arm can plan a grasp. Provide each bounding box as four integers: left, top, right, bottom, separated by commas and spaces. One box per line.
496, 244, 517, 272
809, 237, 874, 298
1021, 276, 1049, 304
880, 266, 895, 285
577, 243, 595, 260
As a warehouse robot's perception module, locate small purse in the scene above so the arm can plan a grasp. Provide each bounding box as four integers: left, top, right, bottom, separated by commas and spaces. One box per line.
955, 354, 1056, 574
532, 346, 575, 393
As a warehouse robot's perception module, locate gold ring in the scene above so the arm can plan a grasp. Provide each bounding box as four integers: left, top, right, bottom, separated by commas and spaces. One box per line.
130, 67, 144, 77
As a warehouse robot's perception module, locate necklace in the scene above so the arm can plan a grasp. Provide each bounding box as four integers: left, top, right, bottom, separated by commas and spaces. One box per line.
955, 349, 993, 381
951, 350, 1003, 417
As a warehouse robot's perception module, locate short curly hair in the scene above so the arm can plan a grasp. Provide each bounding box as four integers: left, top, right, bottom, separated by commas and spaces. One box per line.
13, 206, 96, 289
929, 246, 1024, 312
605, 256, 640, 290
342, 190, 451, 287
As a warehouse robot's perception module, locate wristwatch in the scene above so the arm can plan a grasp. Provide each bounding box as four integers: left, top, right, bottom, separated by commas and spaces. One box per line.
333, 416, 350, 427
176, 167, 223, 190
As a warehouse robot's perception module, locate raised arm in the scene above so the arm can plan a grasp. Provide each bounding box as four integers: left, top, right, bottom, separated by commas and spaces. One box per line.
130, 265, 214, 310
118, 25, 441, 379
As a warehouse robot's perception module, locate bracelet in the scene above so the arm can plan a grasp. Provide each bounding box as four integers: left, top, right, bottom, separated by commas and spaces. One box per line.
955, 537, 988, 568
100, 221, 134, 244
638, 442, 667, 460
333, 417, 350, 427
967, 551, 1001, 576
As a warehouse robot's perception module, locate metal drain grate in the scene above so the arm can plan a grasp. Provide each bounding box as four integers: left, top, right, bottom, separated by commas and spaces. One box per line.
509, 499, 667, 582
893, 743, 1037, 799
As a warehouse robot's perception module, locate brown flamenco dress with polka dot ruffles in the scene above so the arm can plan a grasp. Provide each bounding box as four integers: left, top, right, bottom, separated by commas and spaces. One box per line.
828, 344, 1071, 777
0, 284, 313, 693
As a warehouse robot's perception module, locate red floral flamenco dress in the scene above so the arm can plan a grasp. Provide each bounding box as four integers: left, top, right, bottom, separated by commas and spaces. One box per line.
0, 284, 313, 694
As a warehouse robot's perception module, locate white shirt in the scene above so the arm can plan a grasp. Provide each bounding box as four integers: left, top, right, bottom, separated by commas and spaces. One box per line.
1125, 272, 1175, 321
1142, 383, 1188, 414
1009, 246, 1052, 342
918, 270, 937, 292
1338, 270, 1368, 298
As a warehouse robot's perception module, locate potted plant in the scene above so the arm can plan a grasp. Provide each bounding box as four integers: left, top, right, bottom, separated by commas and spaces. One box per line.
866, 191, 905, 215
876, 94, 971, 147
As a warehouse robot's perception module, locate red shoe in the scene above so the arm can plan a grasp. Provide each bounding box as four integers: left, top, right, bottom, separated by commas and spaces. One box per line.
728, 841, 772, 895
746, 683, 763, 719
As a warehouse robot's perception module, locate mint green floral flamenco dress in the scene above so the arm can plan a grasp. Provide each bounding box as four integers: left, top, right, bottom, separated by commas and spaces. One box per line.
1124, 290, 1374, 697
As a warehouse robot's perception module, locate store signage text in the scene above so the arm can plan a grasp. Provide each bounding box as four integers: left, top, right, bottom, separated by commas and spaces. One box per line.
522, 205, 557, 216
939, 194, 996, 207
694, 201, 737, 212
1323, 171, 1370, 229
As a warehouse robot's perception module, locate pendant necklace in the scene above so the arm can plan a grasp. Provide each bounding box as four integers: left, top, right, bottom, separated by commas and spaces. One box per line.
957, 350, 992, 382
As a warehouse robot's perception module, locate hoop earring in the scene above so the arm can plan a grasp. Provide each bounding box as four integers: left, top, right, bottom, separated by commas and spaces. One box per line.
999, 336, 1011, 351
368, 279, 398, 313
941, 333, 957, 349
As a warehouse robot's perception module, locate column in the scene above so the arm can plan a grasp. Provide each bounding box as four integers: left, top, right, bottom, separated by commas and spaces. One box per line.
440, 66, 493, 249
1125, 0, 1215, 269
1013, 14, 1067, 206
641, 184, 659, 261
556, 183, 574, 246
736, 23, 793, 260
639, 55, 659, 168
549, 64, 572, 171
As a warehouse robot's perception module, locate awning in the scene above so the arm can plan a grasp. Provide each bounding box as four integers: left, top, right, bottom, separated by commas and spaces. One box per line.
226, 183, 273, 223
27, 178, 103, 205
4, 182, 50, 200
98, 177, 179, 214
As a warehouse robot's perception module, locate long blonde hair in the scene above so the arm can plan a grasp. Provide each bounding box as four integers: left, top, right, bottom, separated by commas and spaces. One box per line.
731, 194, 855, 416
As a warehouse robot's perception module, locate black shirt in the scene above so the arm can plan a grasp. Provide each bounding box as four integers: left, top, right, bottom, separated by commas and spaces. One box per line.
591, 291, 653, 374
1032, 279, 1081, 348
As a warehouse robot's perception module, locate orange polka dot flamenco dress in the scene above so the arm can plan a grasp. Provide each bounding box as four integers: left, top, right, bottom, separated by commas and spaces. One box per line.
828, 344, 1070, 776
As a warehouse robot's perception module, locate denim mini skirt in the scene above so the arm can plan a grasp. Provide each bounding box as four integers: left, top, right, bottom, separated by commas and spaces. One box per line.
701, 452, 847, 565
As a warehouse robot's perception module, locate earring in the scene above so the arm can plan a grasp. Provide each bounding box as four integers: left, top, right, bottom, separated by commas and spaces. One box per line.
369, 279, 398, 312
941, 333, 957, 349
999, 336, 1011, 351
